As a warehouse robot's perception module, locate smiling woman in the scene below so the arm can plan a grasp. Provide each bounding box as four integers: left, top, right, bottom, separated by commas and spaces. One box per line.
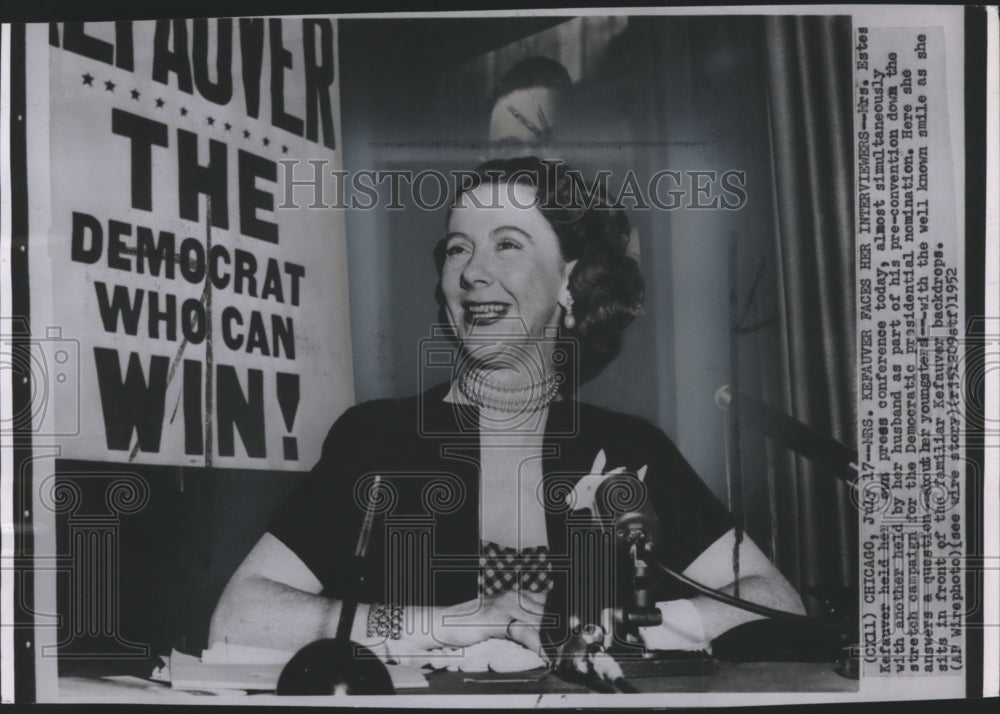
439, 180, 575, 403
208, 157, 805, 674
435, 158, 644, 387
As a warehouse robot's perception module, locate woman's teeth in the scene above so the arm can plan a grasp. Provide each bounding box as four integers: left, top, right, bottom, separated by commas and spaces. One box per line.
465, 303, 508, 321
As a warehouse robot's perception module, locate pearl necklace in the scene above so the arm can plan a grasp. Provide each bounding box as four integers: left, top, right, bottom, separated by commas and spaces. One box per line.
458, 368, 560, 413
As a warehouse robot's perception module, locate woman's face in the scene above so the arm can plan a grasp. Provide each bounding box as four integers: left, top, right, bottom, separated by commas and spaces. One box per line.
441, 182, 575, 365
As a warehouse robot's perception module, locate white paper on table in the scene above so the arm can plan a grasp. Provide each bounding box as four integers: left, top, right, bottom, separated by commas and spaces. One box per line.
168, 649, 283, 691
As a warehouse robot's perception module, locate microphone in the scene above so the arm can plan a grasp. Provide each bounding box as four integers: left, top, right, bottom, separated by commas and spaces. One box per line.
591, 465, 857, 640
589, 471, 664, 655
592, 472, 661, 553
553, 469, 658, 688
276, 475, 394, 696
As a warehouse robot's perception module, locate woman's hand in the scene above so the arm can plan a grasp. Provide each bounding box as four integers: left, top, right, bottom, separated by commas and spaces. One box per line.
435, 587, 548, 659
635, 599, 708, 651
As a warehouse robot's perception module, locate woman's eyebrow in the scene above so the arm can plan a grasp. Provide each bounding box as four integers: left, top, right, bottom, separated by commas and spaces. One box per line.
443, 231, 469, 242
490, 225, 534, 242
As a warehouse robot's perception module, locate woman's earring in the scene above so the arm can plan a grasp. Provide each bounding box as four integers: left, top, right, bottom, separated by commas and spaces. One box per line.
563, 295, 576, 330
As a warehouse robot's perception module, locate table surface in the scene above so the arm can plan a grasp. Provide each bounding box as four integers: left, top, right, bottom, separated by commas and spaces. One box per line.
422, 661, 856, 694
56, 660, 858, 702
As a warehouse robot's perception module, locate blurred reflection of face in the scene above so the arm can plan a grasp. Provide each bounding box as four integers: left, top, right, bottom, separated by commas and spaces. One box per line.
488, 87, 560, 145
442, 182, 574, 369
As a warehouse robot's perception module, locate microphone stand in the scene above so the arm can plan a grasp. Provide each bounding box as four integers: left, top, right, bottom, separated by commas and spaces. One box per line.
335, 474, 379, 642
551, 478, 664, 691
584, 473, 855, 677
276, 476, 395, 696
715, 385, 860, 674
610, 541, 665, 654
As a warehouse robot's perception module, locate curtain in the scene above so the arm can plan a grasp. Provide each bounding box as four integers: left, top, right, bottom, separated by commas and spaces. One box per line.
747, 16, 857, 618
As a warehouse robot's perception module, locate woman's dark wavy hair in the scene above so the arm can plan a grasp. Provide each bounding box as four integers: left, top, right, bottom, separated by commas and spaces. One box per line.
434, 156, 644, 386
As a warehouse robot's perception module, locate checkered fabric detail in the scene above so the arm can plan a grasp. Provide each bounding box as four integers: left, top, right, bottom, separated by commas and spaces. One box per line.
478, 539, 553, 597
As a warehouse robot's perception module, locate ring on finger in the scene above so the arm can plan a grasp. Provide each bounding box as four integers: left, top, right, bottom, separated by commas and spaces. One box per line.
506, 617, 519, 639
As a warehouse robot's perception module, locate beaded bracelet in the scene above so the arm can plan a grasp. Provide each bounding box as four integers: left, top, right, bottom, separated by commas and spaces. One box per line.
366, 603, 404, 640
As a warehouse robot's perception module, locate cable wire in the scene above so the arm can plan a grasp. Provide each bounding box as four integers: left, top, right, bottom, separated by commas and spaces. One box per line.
643, 549, 854, 632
